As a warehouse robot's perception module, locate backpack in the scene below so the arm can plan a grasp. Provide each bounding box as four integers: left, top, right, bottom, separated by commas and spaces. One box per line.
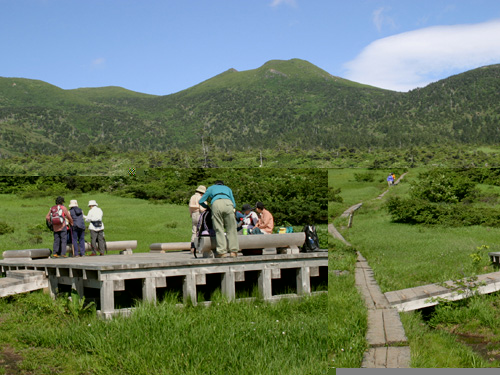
301, 225, 320, 252
197, 209, 215, 237
49, 205, 65, 225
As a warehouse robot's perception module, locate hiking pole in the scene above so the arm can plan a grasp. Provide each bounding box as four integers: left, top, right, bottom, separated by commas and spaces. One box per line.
69, 226, 75, 257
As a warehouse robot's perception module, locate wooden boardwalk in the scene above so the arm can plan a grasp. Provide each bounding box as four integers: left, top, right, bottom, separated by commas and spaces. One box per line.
329, 223, 410, 368
385, 271, 500, 312
0, 251, 327, 318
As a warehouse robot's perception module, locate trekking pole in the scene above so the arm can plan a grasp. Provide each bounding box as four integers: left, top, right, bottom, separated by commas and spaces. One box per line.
70, 226, 75, 257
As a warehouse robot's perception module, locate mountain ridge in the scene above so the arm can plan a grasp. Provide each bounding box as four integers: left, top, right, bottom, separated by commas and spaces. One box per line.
1, 59, 500, 156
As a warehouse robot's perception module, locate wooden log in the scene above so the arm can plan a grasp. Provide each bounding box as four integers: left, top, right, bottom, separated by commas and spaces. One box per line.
3, 248, 51, 259
149, 242, 192, 251
66, 240, 138, 253
196, 233, 306, 252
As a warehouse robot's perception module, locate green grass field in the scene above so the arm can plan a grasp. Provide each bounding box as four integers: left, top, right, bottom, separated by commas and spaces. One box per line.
0, 193, 192, 254
0, 192, 328, 374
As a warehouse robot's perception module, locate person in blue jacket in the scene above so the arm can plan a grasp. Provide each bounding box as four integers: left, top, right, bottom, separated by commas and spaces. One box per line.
199, 180, 239, 258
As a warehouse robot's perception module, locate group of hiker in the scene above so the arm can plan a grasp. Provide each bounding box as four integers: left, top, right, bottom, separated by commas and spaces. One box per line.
387, 172, 397, 187
45, 180, 320, 259
189, 181, 275, 258
45, 197, 105, 258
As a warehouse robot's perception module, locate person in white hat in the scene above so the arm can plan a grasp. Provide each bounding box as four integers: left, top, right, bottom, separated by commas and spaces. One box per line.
84, 200, 105, 256
188, 185, 207, 255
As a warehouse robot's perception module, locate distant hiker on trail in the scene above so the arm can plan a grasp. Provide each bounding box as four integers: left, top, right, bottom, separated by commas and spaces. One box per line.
69, 200, 86, 257
391, 173, 396, 185
252, 201, 274, 234
84, 200, 105, 256
189, 185, 206, 256
46, 196, 73, 258
199, 180, 239, 258
387, 174, 394, 187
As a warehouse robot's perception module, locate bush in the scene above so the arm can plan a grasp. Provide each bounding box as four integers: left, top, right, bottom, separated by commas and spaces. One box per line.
328, 187, 343, 203
0, 220, 14, 235
353, 172, 375, 182
410, 169, 478, 203
386, 196, 500, 226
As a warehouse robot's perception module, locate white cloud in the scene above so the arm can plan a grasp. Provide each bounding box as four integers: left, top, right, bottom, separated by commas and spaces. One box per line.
373, 7, 396, 32
344, 19, 500, 91
270, 0, 297, 8
91, 57, 106, 68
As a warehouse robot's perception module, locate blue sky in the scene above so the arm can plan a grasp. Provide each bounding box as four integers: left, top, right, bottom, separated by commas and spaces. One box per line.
1, 0, 500, 95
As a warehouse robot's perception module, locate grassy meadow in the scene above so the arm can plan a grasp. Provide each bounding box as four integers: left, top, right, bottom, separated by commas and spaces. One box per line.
0, 290, 328, 374
329, 167, 500, 368
0, 193, 192, 254
0, 191, 328, 374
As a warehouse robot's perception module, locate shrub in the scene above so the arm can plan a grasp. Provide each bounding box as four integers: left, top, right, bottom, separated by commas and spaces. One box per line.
410, 169, 478, 203
353, 172, 375, 182
0, 220, 14, 235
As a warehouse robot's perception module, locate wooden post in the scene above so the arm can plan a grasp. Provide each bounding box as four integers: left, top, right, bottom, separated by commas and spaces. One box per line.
222, 271, 236, 301
183, 273, 197, 306
297, 267, 311, 295
48, 275, 58, 299
258, 269, 272, 300
142, 277, 157, 304
100, 280, 114, 315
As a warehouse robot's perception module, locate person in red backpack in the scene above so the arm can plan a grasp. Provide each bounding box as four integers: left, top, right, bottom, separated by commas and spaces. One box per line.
45, 196, 73, 258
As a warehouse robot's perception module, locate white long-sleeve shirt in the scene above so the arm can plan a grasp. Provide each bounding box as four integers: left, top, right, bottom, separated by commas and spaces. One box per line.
84, 206, 104, 231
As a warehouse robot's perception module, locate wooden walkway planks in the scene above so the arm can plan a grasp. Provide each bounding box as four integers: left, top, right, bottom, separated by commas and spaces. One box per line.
354, 251, 410, 368
385, 271, 500, 312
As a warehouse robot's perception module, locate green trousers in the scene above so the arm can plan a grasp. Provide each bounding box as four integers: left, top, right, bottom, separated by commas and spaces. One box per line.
211, 199, 239, 254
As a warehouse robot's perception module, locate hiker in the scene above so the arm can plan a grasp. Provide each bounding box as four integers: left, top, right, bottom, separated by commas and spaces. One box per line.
189, 185, 206, 255
241, 203, 259, 233
84, 200, 105, 256
391, 173, 396, 185
252, 201, 274, 234
45, 196, 73, 258
69, 200, 86, 257
199, 180, 239, 258
387, 174, 394, 187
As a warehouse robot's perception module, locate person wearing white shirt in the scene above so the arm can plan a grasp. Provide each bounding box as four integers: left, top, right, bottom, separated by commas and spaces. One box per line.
84, 200, 105, 256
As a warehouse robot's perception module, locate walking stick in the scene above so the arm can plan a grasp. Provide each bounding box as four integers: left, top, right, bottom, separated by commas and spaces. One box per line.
69, 226, 75, 257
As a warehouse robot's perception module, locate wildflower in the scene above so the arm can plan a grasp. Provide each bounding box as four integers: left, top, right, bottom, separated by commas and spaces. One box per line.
341, 348, 344, 352
276, 320, 279, 323
282, 332, 286, 335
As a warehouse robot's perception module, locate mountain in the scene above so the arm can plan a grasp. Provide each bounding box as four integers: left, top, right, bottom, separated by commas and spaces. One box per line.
1, 59, 500, 156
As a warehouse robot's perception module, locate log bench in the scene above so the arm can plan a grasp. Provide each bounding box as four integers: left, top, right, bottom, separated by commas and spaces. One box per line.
196, 232, 306, 258
149, 242, 192, 253
66, 240, 138, 255
2, 248, 52, 260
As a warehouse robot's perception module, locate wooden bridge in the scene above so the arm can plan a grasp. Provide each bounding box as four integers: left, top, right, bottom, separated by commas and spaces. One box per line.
0, 250, 327, 318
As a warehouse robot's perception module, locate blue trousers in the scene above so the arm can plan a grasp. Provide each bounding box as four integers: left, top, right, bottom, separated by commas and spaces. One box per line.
53, 228, 67, 256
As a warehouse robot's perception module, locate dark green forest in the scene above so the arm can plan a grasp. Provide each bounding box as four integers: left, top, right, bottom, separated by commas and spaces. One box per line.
2, 59, 500, 160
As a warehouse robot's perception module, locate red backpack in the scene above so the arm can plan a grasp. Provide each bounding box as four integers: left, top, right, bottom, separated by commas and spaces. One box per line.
49, 205, 65, 225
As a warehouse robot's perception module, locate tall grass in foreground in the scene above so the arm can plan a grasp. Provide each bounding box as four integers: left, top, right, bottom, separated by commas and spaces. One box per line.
329, 238, 367, 369
0, 290, 327, 374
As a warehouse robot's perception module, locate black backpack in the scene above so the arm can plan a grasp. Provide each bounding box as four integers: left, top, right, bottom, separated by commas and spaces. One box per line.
301, 225, 320, 252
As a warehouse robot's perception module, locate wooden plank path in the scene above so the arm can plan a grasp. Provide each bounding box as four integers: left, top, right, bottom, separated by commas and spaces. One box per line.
1, 251, 327, 318
385, 271, 500, 312
328, 223, 410, 368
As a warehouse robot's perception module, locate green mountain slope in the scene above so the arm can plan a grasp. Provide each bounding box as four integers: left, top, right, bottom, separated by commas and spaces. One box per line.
1, 59, 500, 156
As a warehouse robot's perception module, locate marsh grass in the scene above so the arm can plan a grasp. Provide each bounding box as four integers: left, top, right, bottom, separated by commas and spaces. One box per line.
0, 290, 327, 374
329, 239, 367, 369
